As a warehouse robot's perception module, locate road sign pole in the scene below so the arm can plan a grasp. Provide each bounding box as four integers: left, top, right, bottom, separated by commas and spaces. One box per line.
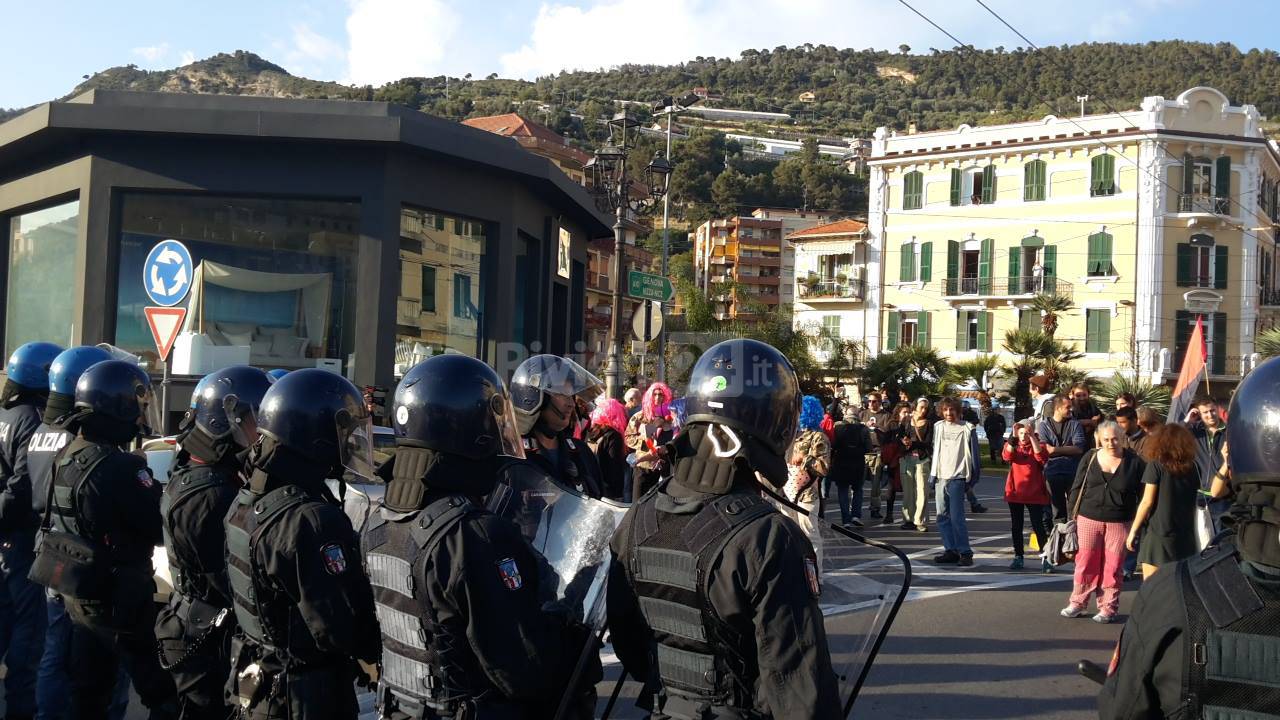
160, 354, 170, 436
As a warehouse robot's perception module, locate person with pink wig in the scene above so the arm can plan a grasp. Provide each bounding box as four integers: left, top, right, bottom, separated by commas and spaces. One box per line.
589, 399, 629, 500
625, 382, 676, 498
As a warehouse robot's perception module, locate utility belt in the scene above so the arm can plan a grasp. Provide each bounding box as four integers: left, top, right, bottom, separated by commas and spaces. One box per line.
230, 633, 353, 716
378, 685, 527, 720
656, 692, 764, 720
155, 590, 232, 671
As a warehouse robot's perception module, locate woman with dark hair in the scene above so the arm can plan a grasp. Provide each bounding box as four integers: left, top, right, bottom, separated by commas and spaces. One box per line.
1127, 423, 1201, 577
899, 397, 935, 532
880, 402, 911, 525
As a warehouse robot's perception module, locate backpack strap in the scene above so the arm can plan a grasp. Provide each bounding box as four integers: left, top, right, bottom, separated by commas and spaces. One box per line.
1187, 543, 1263, 629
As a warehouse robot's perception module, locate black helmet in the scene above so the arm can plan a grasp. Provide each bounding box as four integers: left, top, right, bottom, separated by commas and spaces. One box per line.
1227, 356, 1280, 483
685, 339, 800, 458
74, 360, 157, 431
509, 354, 603, 435
256, 368, 373, 479
185, 365, 274, 448
392, 354, 523, 460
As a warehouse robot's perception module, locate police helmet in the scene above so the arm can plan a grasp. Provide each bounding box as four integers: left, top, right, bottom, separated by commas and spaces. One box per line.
685, 339, 801, 458
44, 346, 113, 425
256, 368, 373, 480
393, 354, 523, 460
509, 354, 603, 434
6, 341, 64, 391
266, 369, 289, 381
1227, 356, 1280, 483
186, 365, 274, 448
74, 360, 157, 429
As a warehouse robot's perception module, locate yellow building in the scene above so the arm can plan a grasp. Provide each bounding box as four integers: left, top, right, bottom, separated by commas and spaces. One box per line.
868, 87, 1280, 388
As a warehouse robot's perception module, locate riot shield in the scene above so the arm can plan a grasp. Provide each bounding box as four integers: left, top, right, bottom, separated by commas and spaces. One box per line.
487, 460, 628, 629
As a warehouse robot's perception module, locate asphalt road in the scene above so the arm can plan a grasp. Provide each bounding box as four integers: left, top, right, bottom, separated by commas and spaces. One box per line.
91, 470, 1130, 719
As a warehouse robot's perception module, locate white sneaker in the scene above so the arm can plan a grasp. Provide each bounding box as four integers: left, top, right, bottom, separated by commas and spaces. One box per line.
1092, 612, 1116, 624
1060, 605, 1087, 618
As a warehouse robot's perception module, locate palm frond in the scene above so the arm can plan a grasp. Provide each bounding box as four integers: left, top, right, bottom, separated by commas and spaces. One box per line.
1258, 328, 1280, 358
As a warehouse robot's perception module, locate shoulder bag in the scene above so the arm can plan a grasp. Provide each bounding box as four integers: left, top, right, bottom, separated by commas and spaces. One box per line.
1043, 452, 1092, 567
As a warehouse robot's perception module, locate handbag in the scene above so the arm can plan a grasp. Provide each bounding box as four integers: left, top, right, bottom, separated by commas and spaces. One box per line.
1043, 455, 1090, 567
27, 449, 113, 600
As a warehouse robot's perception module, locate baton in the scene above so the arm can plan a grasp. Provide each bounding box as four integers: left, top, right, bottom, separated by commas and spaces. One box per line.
553, 626, 607, 720
1078, 659, 1107, 685
600, 668, 628, 720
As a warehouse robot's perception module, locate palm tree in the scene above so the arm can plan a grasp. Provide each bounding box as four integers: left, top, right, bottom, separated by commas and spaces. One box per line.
860, 345, 951, 401
1095, 373, 1172, 418
1258, 327, 1280, 358
947, 355, 1001, 403
1001, 329, 1083, 418
1030, 293, 1075, 340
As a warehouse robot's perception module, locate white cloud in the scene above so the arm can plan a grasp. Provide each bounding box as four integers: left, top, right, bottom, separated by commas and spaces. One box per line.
131, 43, 170, 65
179, 50, 196, 66
345, 0, 460, 86
1089, 10, 1133, 39
291, 23, 345, 64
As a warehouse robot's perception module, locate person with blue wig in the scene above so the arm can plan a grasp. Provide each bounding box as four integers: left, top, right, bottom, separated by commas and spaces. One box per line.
779, 395, 831, 564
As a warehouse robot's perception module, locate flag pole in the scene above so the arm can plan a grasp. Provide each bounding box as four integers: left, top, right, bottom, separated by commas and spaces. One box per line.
1200, 315, 1211, 399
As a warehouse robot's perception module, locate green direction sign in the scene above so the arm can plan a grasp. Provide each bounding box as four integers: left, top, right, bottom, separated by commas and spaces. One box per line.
627, 270, 675, 303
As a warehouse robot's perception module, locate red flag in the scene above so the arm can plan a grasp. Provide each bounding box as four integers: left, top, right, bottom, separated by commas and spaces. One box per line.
1169, 316, 1207, 423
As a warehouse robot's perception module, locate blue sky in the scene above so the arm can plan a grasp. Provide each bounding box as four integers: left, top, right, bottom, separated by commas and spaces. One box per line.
2, 0, 1277, 109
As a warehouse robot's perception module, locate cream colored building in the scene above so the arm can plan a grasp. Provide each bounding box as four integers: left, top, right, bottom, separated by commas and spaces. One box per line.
868, 87, 1280, 387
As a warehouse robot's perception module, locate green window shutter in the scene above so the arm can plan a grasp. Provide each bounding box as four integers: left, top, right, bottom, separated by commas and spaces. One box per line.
978, 238, 994, 294
1008, 247, 1021, 290
1174, 311, 1192, 373
956, 312, 968, 351
982, 165, 996, 204
1024, 162, 1045, 202
899, 243, 915, 282
917, 311, 930, 348
1176, 243, 1193, 286
1090, 155, 1103, 196
1085, 310, 1098, 352
903, 172, 922, 210
1214, 245, 1229, 289
946, 240, 960, 294
1020, 309, 1039, 333
1042, 245, 1057, 293
1036, 161, 1046, 200
950, 168, 962, 206
1087, 234, 1100, 274
1101, 155, 1115, 195
886, 311, 900, 350
919, 241, 933, 282
977, 311, 991, 352
1101, 233, 1113, 274
1086, 310, 1110, 353
1098, 311, 1111, 353
1182, 153, 1194, 196
1215, 156, 1231, 199
1211, 312, 1227, 375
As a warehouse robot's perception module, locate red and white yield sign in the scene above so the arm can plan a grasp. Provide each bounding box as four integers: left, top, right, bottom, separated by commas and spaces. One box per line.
144, 307, 187, 362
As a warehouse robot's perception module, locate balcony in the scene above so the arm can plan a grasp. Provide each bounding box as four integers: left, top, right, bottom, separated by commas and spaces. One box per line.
1178, 194, 1231, 215
737, 273, 780, 285
738, 255, 781, 268
940, 275, 1073, 300
1261, 287, 1280, 308
799, 277, 867, 302
396, 297, 421, 325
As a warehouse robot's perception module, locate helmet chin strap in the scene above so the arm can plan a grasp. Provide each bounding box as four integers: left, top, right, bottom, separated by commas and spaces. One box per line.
708, 424, 742, 458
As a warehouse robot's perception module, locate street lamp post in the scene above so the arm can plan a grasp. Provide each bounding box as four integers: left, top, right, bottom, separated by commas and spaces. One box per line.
585, 112, 672, 400
652, 93, 702, 383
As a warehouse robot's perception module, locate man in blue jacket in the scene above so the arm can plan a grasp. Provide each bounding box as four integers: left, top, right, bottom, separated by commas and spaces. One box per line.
1038, 395, 1087, 522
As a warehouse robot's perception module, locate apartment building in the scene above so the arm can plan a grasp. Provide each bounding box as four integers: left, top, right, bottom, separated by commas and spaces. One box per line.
693, 216, 785, 320
791, 219, 879, 361
462, 113, 593, 185
749, 207, 835, 304
869, 86, 1280, 386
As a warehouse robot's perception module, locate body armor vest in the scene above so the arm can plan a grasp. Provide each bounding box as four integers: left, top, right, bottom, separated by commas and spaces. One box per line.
49, 442, 114, 540
626, 490, 776, 716
1179, 544, 1280, 719
361, 494, 477, 717
224, 485, 308, 650
161, 462, 226, 603
27, 424, 70, 516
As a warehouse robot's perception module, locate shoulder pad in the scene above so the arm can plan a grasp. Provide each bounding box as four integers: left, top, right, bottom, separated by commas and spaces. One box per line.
1188, 544, 1264, 628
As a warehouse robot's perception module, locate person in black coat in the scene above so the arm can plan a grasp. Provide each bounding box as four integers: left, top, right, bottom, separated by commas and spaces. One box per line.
827, 406, 871, 527
588, 398, 630, 501
982, 404, 1007, 465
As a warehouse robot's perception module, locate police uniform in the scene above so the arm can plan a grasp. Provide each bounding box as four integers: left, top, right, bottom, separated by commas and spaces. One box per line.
155, 452, 240, 719
520, 435, 603, 499
46, 436, 178, 718
607, 339, 843, 720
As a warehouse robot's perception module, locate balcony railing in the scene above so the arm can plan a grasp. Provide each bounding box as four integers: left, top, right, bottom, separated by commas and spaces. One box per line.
1179, 194, 1231, 215
738, 255, 781, 267
1261, 287, 1280, 307
941, 275, 1072, 299
799, 278, 867, 301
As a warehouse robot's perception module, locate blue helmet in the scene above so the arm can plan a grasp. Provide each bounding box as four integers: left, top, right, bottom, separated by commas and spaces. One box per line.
266, 369, 289, 381
49, 346, 113, 396
75, 360, 154, 427
186, 365, 274, 447
6, 342, 64, 391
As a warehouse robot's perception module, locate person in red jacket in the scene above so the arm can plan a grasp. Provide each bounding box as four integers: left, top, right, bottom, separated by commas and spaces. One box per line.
1003, 420, 1052, 572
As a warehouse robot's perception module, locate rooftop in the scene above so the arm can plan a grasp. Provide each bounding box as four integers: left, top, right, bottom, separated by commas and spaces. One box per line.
787, 218, 869, 240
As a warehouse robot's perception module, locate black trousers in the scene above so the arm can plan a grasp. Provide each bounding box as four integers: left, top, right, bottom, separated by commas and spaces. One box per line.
1046, 474, 1074, 522
1009, 502, 1049, 557
67, 598, 177, 720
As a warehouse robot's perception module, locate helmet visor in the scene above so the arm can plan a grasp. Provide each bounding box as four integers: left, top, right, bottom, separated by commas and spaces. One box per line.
221, 393, 257, 447
492, 391, 527, 459
336, 411, 376, 483
139, 385, 163, 438
513, 355, 604, 402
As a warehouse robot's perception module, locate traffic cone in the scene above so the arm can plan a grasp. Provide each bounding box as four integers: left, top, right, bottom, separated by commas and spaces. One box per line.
1029, 532, 1041, 552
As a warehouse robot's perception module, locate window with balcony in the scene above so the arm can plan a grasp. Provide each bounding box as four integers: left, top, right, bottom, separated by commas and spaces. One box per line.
1179, 154, 1231, 214
1086, 232, 1114, 276
885, 310, 929, 349
1085, 309, 1111, 353
955, 311, 991, 352
1175, 311, 1226, 375
1023, 160, 1046, 202
1007, 238, 1057, 295
946, 238, 992, 295
903, 171, 923, 210
1176, 238, 1227, 289
1089, 154, 1116, 197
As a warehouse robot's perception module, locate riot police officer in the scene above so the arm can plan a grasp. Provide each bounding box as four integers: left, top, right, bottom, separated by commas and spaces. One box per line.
1099, 355, 1280, 719
362, 354, 583, 719
25, 344, 119, 719
224, 368, 380, 718
0, 341, 62, 719
607, 339, 843, 720
508, 355, 604, 498
29, 359, 178, 719
155, 365, 272, 720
